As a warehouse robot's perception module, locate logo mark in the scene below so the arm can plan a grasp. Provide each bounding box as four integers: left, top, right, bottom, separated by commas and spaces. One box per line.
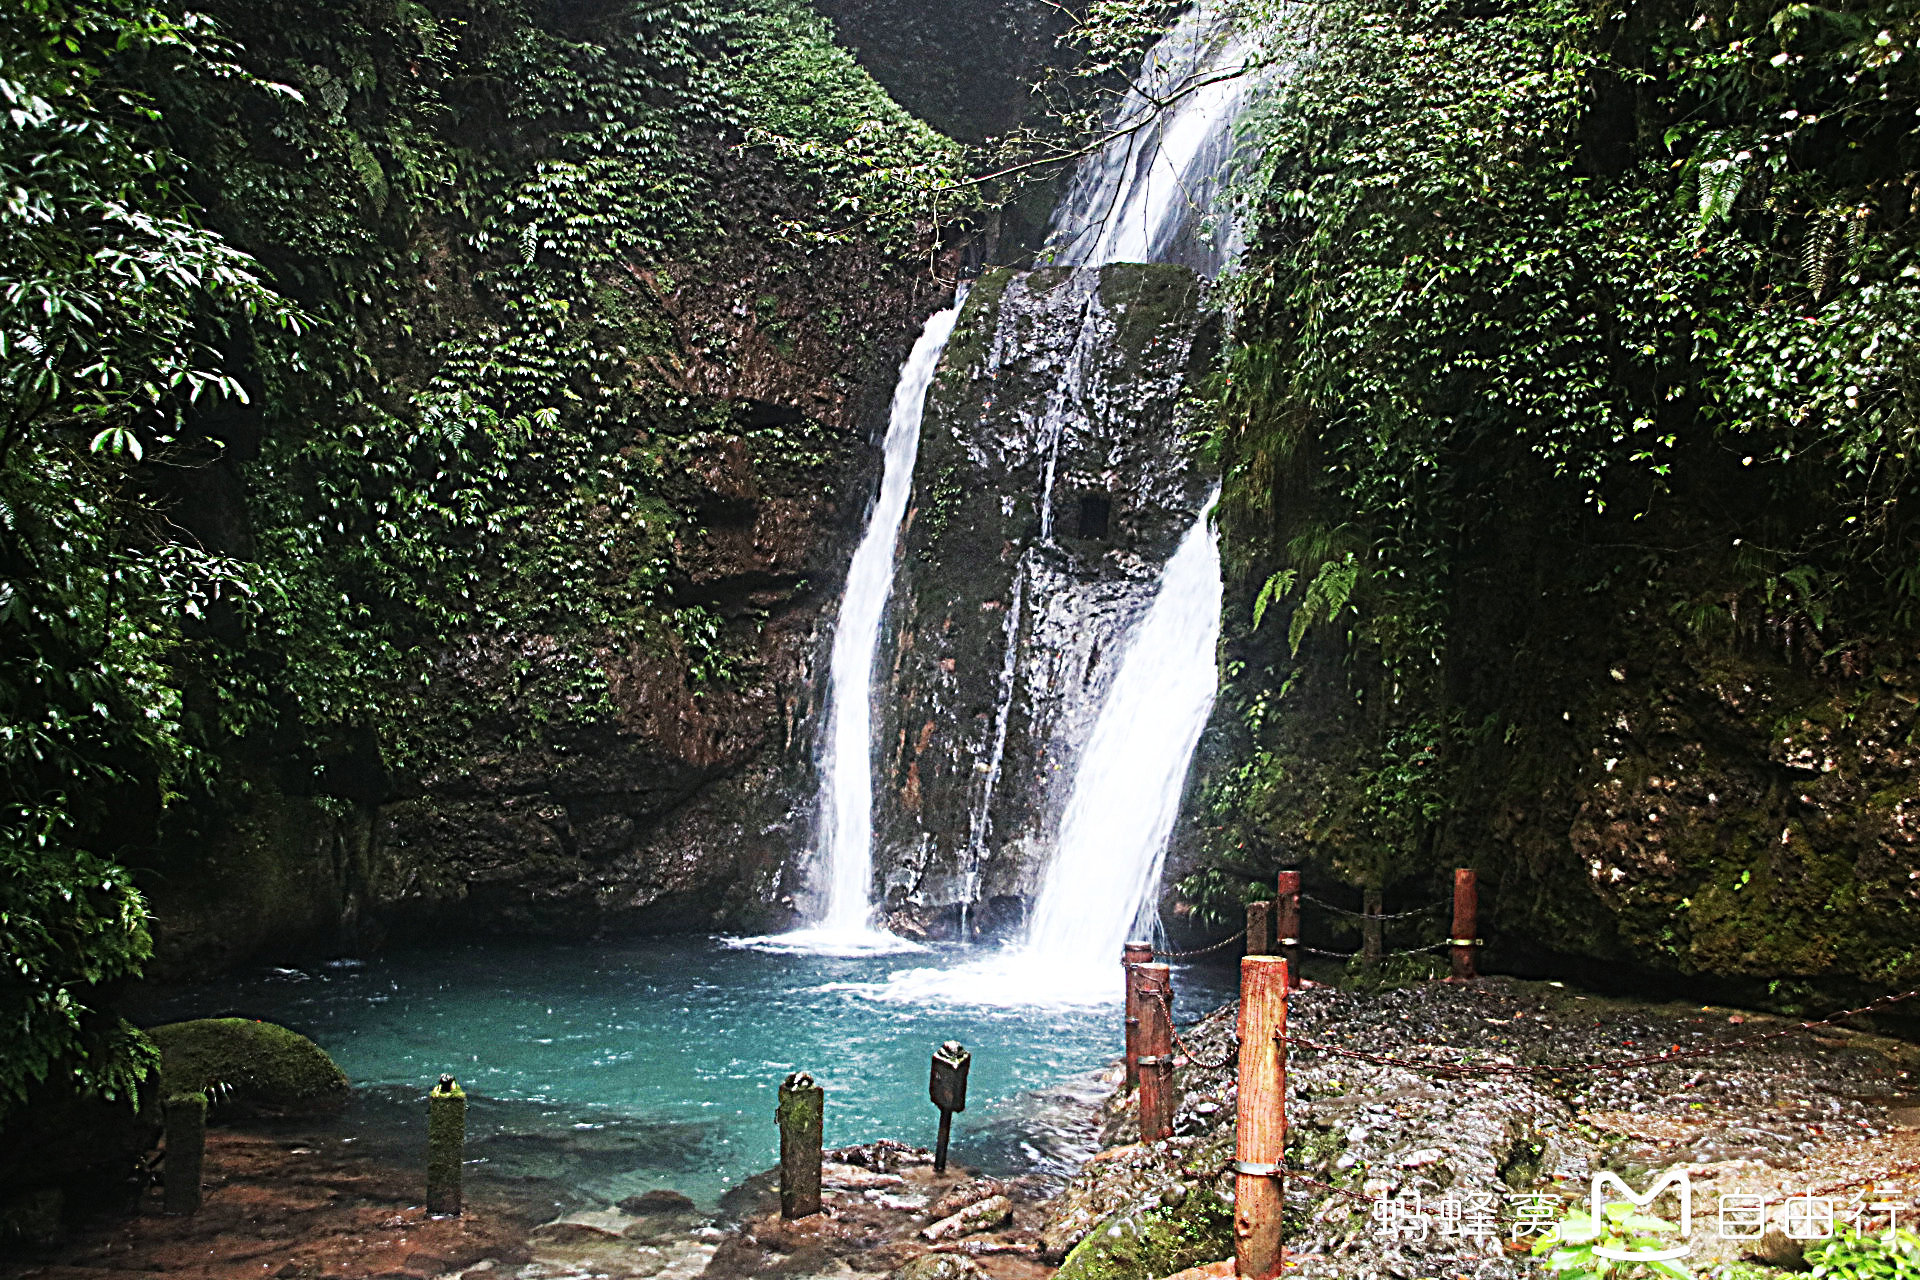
1590, 1169, 1693, 1262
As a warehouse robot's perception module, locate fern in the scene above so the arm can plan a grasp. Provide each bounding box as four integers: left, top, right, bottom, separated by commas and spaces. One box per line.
1288, 553, 1360, 655
1251, 568, 1296, 629
1696, 155, 1747, 236
1803, 212, 1838, 299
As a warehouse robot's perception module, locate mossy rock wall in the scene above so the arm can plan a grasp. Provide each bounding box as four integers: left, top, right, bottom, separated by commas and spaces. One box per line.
1195, 450, 1920, 1003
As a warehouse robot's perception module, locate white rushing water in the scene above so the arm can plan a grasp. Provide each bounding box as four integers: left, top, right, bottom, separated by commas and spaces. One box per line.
1020, 497, 1223, 992
757, 296, 966, 955
1046, 2, 1254, 274
854, 499, 1223, 1004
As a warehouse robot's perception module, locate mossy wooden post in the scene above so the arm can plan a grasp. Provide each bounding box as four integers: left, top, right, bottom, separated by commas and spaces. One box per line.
1361, 889, 1383, 969
1136, 962, 1174, 1143
1234, 956, 1288, 1280
1244, 901, 1275, 956
777, 1071, 824, 1219
163, 1091, 207, 1215
1122, 941, 1153, 1090
427, 1074, 466, 1215
1275, 871, 1302, 989
1450, 868, 1479, 981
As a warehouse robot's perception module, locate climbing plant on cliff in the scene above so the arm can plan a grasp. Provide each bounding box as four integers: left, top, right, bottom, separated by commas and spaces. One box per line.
1204, 0, 1920, 978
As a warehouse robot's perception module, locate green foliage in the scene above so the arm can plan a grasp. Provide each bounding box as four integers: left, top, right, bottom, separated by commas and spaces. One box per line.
0, 0, 309, 1119
1807, 1225, 1920, 1278
1533, 1202, 1691, 1280
1172, 867, 1269, 929
1204, 0, 1920, 925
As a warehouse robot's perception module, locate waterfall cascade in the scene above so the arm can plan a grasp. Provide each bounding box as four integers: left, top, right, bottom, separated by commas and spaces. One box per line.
1046, 3, 1253, 274
847, 3, 1250, 999
769, 296, 965, 953
1020, 498, 1223, 990
768, 0, 1251, 969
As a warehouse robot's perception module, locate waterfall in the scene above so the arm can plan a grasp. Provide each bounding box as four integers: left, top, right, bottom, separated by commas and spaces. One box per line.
769, 296, 965, 954
1020, 498, 1222, 991
1046, 3, 1253, 274
781, 3, 1252, 973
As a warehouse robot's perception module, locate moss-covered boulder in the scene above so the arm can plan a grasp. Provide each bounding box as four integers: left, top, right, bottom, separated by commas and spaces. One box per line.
148, 1019, 349, 1118
1053, 1191, 1234, 1280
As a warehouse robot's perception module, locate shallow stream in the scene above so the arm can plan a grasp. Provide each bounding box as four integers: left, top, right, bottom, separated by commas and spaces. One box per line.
145, 937, 1230, 1216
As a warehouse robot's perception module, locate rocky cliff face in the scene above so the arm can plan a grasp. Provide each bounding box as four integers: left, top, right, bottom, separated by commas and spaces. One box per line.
146, 174, 960, 976
1193, 461, 1920, 1006
863, 263, 1216, 935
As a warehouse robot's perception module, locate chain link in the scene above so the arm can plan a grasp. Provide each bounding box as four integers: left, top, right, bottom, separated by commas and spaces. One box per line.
1145, 989, 1239, 1070
1298, 941, 1450, 960
1301, 893, 1446, 922
1155, 928, 1248, 960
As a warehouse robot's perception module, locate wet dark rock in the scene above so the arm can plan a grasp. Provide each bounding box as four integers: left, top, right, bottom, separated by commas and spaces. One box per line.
873, 263, 1217, 927
811, 0, 1069, 143
618, 1188, 698, 1216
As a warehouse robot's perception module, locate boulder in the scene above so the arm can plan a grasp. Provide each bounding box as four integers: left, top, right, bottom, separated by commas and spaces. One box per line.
890, 1255, 985, 1280
148, 1018, 349, 1118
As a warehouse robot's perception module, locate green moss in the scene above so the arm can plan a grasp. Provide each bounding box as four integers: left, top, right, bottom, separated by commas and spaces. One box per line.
426, 1080, 465, 1215
1053, 1191, 1234, 1280
148, 1019, 348, 1118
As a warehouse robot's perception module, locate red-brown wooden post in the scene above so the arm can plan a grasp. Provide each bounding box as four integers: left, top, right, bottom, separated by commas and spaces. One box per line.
1244, 900, 1275, 956
1234, 956, 1288, 1280
1123, 941, 1153, 1089
1450, 868, 1479, 981
1136, 962, 1174, 1142
1275, 871, 1302, 989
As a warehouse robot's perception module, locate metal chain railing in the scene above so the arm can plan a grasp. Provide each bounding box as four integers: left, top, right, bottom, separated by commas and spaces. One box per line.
1301, 893, 1446, 922
1297, 941, 1451, 960
1155, 928, 1247, 960
1145, 989, 1239, 1070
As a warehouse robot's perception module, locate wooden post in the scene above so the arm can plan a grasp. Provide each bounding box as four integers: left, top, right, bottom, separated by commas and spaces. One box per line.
1450, 868, 1479, 981
777, 1072, 824, 1219
1123, 940, 1153, 1090
1275, 871, 1302, 989
1234, 957, 1288, 1280
1136, 963, 1174, 1143
1244, 901, 1274, 956
1362, 889, 1383, 968
427, 1075, 466, 1216
163, 1092, 206, 1216
929, 1041, 970, 1174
